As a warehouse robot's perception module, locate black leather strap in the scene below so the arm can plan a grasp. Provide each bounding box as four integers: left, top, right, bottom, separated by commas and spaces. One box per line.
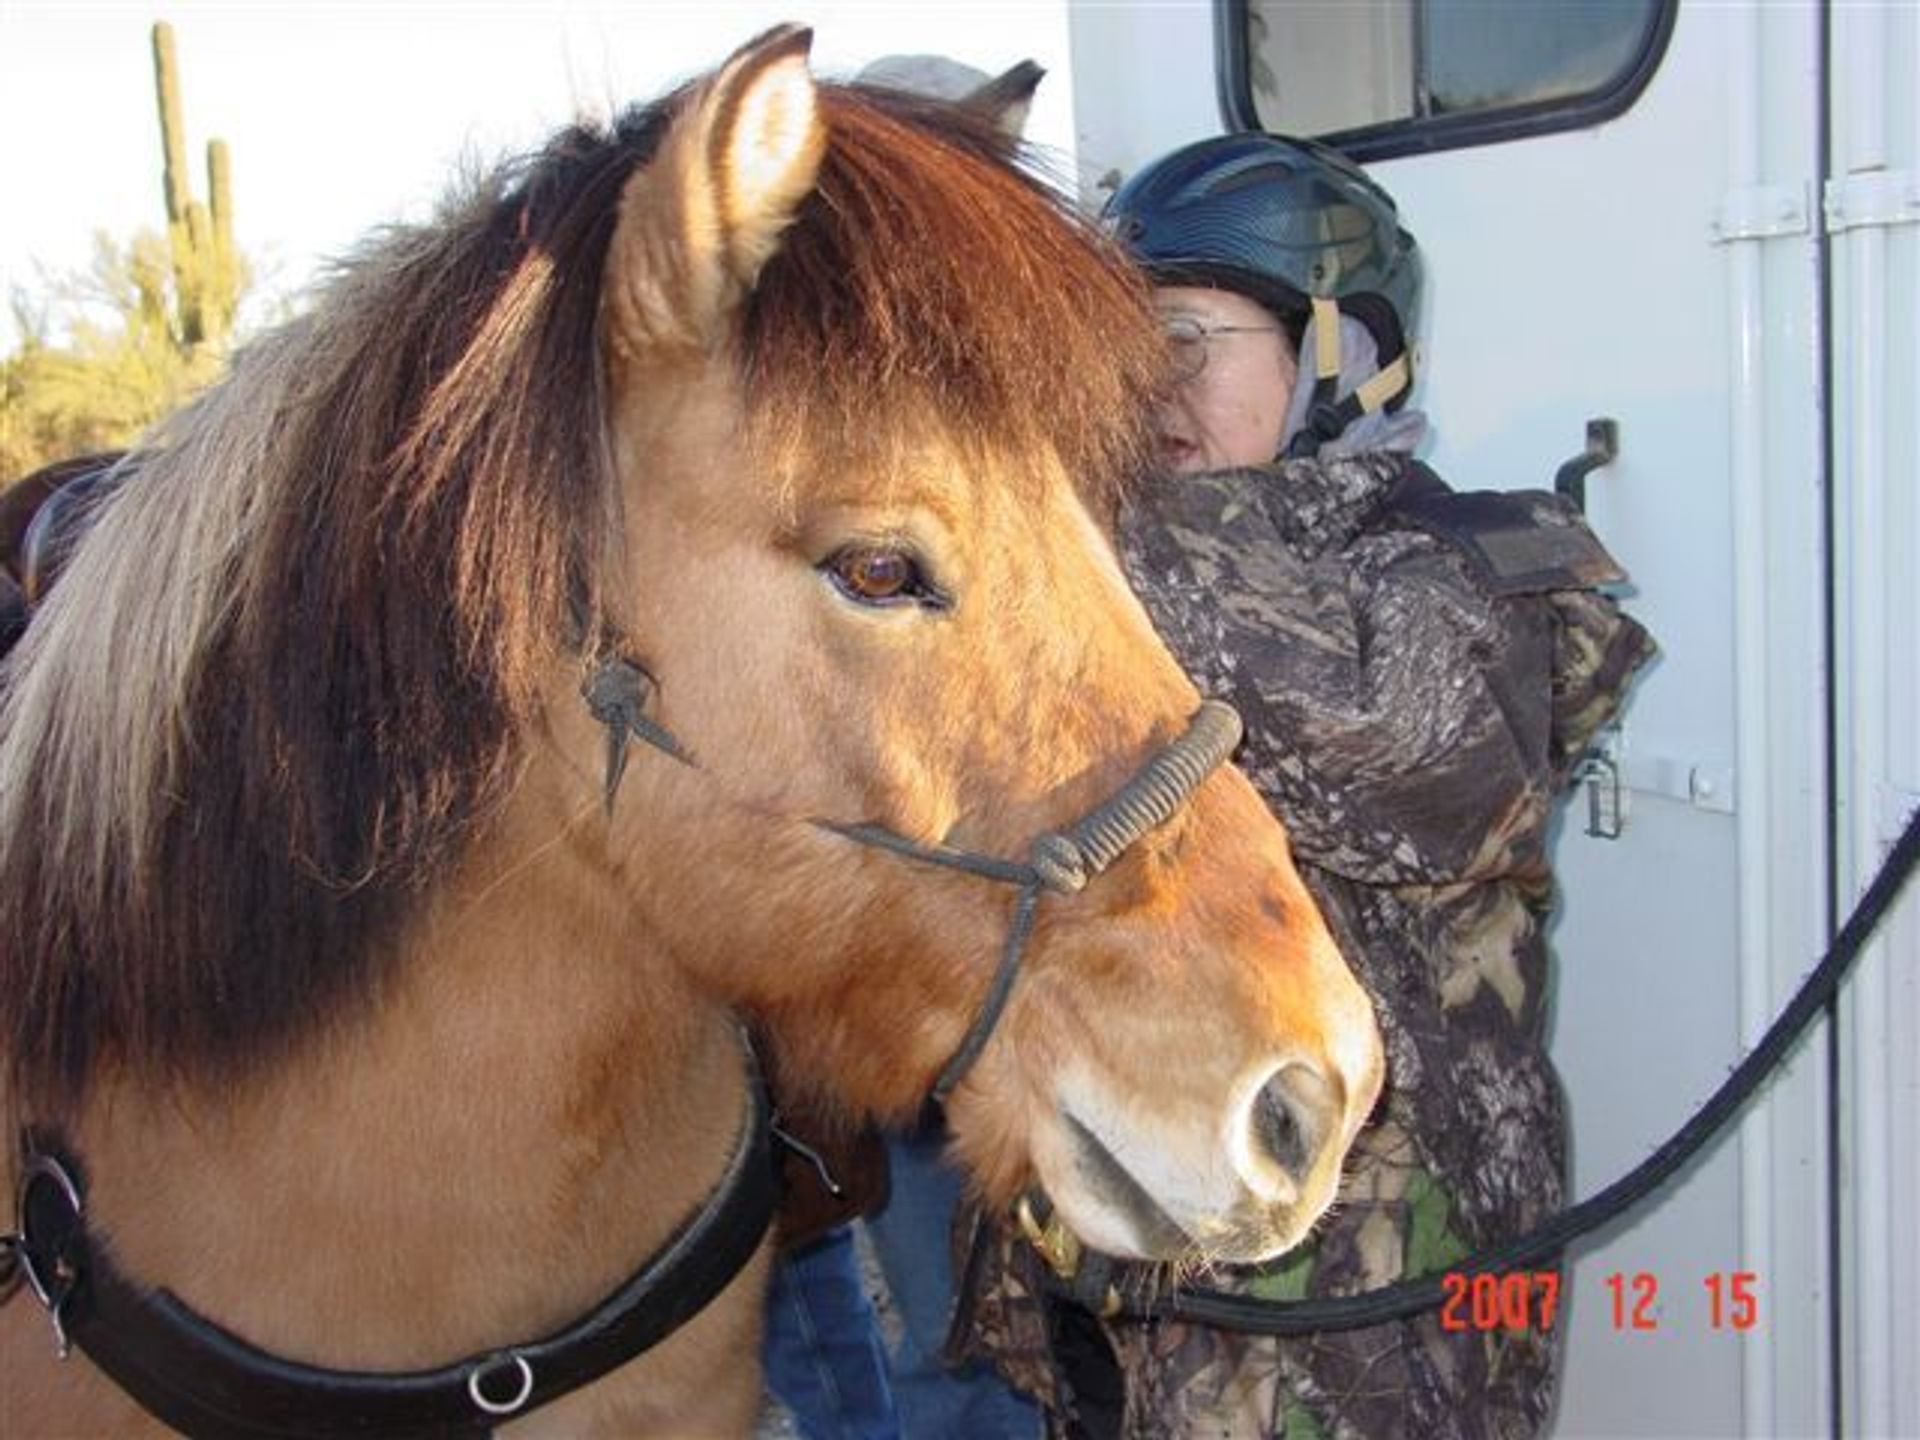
13, 1041, 776, 1440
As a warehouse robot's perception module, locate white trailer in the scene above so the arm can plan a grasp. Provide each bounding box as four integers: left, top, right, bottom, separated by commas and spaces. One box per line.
1065, 3, 1918, 1435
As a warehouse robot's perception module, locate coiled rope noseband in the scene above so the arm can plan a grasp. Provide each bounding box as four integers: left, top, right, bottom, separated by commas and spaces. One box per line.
582, 656, 1244, 1103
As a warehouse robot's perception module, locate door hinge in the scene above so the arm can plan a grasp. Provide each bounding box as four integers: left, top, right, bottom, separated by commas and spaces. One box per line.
1710, 182, 1811, 244
1824, 169, 1920, 234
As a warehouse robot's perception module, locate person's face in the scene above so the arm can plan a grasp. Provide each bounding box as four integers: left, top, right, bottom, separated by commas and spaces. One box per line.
1153, 286, 1298, 474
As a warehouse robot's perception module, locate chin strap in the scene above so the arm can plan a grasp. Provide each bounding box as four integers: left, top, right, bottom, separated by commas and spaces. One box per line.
1284, 297, 1413, 459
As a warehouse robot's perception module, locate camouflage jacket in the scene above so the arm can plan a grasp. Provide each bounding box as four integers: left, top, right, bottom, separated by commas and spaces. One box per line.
949, 451, 1656, 1440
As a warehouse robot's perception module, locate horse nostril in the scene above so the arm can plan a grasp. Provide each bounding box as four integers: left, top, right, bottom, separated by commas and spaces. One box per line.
1251, 1064, 1333, 1181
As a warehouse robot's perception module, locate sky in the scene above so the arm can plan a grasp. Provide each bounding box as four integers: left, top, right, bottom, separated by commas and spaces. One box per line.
0, 1, 1081, 347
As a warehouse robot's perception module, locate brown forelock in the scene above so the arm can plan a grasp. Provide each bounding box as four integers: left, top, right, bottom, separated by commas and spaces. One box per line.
742, 86, 1165, 502
0, 103, 679, 1109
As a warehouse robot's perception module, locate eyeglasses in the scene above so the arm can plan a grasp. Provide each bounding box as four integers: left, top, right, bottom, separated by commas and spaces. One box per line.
1161, 314, 1282, 382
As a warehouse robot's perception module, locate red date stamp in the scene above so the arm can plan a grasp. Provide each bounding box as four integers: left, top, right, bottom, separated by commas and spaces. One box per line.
1438, 1269, 1762, 1333
1605, 1270, 1761, 1331
1439, 1271, 1562, 1332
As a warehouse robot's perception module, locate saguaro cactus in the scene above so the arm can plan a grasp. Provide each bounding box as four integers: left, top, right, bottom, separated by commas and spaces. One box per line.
151, 21, 240, 348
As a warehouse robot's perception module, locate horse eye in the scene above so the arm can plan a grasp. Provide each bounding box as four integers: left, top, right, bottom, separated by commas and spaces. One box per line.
823, 545, 937, 608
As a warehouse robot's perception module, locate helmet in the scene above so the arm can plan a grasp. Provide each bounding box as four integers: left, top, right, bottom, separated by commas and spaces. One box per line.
1106, 133, 1422, 445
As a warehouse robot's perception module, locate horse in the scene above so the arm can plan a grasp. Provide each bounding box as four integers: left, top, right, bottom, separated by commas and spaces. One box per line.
0, 27, 1383, 1438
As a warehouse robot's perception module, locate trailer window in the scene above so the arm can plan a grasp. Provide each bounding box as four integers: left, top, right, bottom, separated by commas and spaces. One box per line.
1226, 0, 1674, 160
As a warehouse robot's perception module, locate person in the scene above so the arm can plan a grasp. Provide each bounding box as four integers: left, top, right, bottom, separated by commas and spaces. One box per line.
863, 1114, 1044, 1439
761, 1223, 902, 1440
945, 133, 1656, 1439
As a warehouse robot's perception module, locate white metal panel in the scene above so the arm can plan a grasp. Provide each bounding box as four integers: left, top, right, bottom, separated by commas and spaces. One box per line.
1830, 3, 1920, 1434
1548, 800, 1748, 1438
1065, 4, 1839, 1435
1371, 7, 1827, 1430
1066, 5, 1221, 199
1727, 8, 1834, 1436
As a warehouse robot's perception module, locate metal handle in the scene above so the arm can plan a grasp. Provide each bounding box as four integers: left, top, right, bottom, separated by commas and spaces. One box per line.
1554, 417, 1619, 512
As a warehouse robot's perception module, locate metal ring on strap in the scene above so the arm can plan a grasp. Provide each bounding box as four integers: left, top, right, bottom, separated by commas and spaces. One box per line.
12, 1150, 85, 1358
467, 1351, 535, 1418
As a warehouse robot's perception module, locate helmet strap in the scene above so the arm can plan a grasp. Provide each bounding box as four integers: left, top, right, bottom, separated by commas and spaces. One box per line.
1281, 312, 1414, 461
1283, 295, 1345, 458
1354, 352, 1412, 413
1310, 296, 1343, 390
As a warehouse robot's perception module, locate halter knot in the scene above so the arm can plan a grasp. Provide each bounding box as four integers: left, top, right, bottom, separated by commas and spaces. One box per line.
582, 656, 694, 811
1028, 833, 1090, 895
582, 656, 653, 729
582, 659, 653, 811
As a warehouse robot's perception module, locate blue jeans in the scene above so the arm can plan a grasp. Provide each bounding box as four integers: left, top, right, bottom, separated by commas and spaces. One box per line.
866, 1128, 1043, 1440
763, 1225, 901, 1440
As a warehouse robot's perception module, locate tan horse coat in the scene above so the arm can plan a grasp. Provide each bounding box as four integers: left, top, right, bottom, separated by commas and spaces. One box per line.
1, 29, 1380, 1437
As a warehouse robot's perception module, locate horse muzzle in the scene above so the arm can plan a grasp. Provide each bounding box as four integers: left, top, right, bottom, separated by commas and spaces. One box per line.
1033, 1037, 1377, 1267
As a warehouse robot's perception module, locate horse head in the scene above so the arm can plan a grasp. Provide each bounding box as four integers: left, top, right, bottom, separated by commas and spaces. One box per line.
586, 27, 1382, 1263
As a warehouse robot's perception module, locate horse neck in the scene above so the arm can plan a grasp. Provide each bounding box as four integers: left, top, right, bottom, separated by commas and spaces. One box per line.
72, 743, 750, 1367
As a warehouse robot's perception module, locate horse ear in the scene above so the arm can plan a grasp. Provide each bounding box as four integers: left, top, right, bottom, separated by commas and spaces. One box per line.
605, 24, 826, 354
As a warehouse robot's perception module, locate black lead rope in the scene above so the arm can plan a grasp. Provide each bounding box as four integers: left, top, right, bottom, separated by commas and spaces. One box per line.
580, 657, 1920, 1339
1118, 802, 1920, 1335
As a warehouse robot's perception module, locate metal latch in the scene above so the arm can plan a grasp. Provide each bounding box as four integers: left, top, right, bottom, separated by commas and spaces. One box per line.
1710, 182, 1812, 244
1574, 725, 1627, 840
1824, 170, 1920, 235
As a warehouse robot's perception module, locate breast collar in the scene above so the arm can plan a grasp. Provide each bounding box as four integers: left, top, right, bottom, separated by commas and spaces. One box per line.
2, 1030, 775, 1440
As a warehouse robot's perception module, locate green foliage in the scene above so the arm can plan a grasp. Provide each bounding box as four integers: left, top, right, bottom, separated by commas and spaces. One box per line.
0, 229, 236, 485
1403, 1170, 1471, 1277
1, 22, 250, 486
1280, 1400, 1330, 1440
1247, 1241, 1317, 1301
